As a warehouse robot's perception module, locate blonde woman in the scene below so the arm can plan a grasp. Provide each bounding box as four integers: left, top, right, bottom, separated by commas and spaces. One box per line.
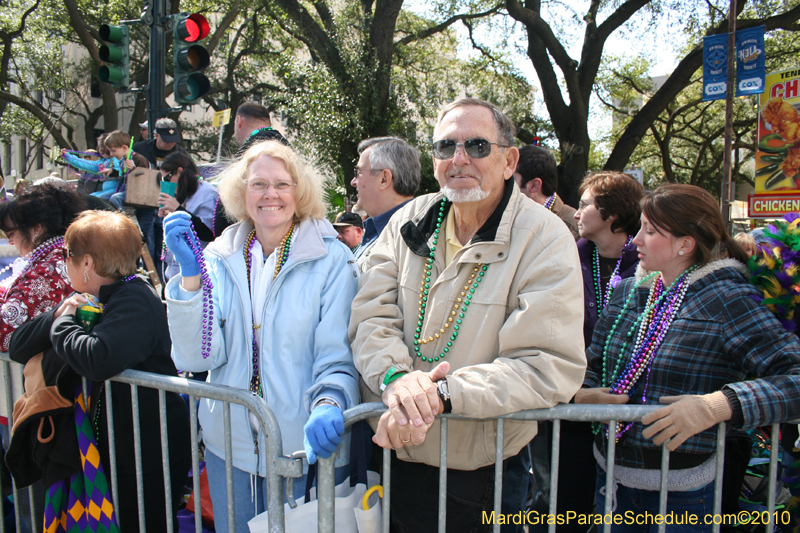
163, 140, 359, 533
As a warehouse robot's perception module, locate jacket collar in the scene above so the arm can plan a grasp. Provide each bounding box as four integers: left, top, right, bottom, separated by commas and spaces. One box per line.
400, 178, 516, 258
634, 258, 749, 288
208, 217, 336, 264
98, 275, 142, 304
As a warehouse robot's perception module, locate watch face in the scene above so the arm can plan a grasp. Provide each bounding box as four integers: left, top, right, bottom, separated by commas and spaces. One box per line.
439, 379, 450, 397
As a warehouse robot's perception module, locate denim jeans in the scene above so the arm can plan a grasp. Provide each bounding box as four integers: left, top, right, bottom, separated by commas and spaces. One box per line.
501, 444, 531, 533
595, 467, 715, 533
204, 449, 349, 533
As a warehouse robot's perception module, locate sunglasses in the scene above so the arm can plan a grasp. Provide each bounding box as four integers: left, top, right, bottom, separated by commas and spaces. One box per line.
162, 170, 176, 182
61, 247, 74, 262
431, 138, 510, 160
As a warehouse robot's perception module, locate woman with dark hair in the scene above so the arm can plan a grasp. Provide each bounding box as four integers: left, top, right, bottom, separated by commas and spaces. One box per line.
0, 184, 85, 350
576, 183, 800, 532
157, 152, 220, 281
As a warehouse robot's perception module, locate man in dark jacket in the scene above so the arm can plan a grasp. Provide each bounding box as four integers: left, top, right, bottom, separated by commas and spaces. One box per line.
233, 101, 289, 158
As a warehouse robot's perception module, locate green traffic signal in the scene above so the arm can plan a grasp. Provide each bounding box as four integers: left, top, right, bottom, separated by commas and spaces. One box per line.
98, 24, 130, 88
173, 13, 211, 105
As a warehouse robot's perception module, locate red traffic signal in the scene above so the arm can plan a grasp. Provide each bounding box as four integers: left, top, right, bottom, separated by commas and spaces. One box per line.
176, 14, 209, 43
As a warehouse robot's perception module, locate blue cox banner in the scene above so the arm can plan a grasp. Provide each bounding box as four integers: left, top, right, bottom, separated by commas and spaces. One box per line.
703, 34, 728, 101
736, 26, 765, 96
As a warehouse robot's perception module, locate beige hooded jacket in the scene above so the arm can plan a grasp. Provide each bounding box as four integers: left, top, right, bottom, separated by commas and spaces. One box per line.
349, 180, 586, 470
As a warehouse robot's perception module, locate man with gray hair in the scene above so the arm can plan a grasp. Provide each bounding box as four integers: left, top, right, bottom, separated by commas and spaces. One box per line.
351, 137, 420, 269
349, 98, 585, 531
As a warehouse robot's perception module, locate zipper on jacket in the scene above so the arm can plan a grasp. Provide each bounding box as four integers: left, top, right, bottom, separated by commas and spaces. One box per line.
209, 236, 331, 476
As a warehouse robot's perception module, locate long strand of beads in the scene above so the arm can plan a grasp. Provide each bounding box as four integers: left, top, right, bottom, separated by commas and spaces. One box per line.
3, 236, 65, 288
596, 264, 698, 439
598, 272, 657, 389
592, 235, 633, 310
243, 223, 295, 397
93, 383, 104, 443
184, 223, 214, 359
272, 223, 295, 280
212, 197, 220, 238
543, 194, 557, 211
412, 198, 489, 363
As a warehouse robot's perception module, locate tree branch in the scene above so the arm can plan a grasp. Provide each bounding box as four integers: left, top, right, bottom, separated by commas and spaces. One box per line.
0, 91, 72, 148
396, 5, 502, 46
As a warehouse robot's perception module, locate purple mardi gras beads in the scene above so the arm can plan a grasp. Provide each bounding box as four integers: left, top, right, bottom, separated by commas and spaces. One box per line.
185, 223, 214, 359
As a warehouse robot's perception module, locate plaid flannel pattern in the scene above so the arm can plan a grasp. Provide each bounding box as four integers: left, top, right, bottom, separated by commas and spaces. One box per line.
584, 264, 800, 468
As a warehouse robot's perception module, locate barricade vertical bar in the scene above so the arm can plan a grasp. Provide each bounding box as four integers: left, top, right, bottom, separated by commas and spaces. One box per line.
223, 402, 236, 533
0, 362, 7, 533
27, 485, 37, 533
657, 445, 669, 533
2, 359, 19, 533
318, 454, 336, 533
383, 447, 391, 533
548, 419, 561, 533
603, 421, 617, 533
493, 418, 504, 533
82, 377, 89, 413
712, 422, 726, 533
189, 397, 201, 533
105, 380, 119, 512
158, 389, 173, 533
130, 384, 146, 533
766, 423, 779, 533
438, 417, 448, 533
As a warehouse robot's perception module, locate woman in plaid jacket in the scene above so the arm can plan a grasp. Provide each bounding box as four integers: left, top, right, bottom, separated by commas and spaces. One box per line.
576, 183, 800, 531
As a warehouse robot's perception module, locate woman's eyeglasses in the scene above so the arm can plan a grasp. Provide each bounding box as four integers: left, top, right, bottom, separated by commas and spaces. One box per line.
431, 138, 510, 160
246, 179, 296, 193
61, 247, 74, 261
162, 170, 176, 182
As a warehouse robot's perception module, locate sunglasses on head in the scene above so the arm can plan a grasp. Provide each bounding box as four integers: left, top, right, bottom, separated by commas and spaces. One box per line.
61, 247, 74, 262
431, 138, 510, 160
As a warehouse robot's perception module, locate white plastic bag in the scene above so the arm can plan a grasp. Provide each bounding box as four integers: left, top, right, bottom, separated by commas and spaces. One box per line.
353, 484, 382, 533
248, 471, 380, 533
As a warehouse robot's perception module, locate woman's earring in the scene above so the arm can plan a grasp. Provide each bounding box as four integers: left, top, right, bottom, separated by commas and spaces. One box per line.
84, 271, 90, 283
678, 250, 684, 256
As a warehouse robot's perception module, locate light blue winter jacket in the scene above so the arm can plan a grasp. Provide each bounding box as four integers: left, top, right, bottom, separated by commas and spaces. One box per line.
165, 217, 360, 476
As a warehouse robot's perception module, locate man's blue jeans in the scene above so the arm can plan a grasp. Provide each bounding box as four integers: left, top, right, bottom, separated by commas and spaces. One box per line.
595, 467, 715, 533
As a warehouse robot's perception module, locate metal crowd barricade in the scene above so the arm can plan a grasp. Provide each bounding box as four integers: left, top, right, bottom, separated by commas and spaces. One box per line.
312, 403, 785, 533
0, 353, 303, 533
0, 353, 788, 533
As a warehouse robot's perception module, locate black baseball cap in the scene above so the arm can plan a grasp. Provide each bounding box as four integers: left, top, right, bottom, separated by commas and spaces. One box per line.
155, 126, 180, 144
333, 212, 363, 229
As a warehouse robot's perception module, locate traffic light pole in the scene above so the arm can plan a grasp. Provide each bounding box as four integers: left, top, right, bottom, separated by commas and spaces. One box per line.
147, 0, 167, 141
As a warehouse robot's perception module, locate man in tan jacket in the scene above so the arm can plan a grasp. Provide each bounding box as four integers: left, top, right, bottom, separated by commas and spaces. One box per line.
349, 97, 586, 532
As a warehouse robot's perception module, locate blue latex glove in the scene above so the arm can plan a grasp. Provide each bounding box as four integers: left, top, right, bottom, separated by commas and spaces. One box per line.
164, 211, 201, 277
303, 404, 344, 464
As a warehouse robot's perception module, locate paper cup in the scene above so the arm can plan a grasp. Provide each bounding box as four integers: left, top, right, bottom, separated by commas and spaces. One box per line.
160, 181, 177, 197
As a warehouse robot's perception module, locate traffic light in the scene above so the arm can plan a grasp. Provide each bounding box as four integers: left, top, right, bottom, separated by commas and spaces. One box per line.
172, 13, 211, 105
98, 24, 130, 88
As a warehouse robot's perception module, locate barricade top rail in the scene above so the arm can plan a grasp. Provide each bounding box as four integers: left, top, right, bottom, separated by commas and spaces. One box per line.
0, 353, 279, 441
343, 401, 665, 426
0, 353, 304, 482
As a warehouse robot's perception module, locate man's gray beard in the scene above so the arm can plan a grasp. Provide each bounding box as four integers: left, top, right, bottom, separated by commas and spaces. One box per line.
441, 184, 490, 203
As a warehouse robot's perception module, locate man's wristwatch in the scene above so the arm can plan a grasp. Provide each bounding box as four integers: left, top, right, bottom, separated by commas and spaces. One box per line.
436, 378, 452, 413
